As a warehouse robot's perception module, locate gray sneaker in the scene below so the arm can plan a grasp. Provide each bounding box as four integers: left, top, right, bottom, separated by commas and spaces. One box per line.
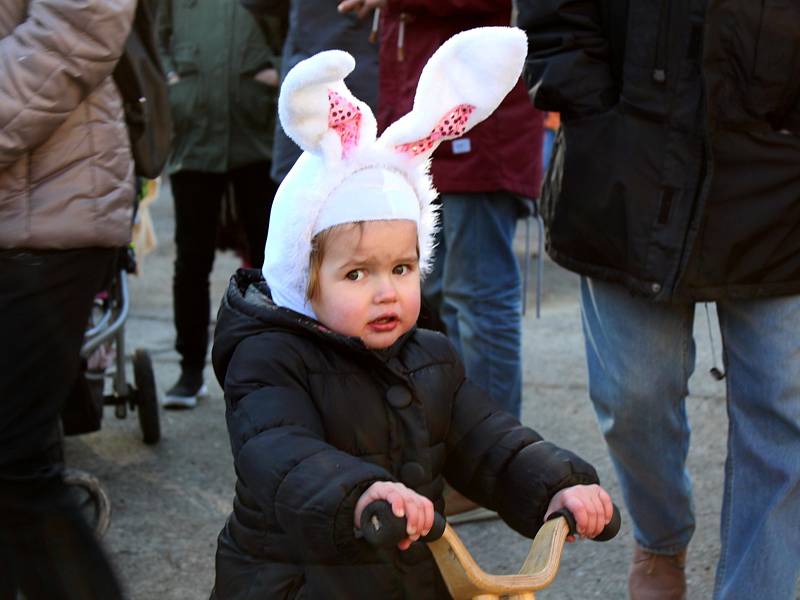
162, 370, 207, 409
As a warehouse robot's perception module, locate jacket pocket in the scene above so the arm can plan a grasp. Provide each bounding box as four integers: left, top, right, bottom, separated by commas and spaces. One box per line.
751, 0, 800, 113
543, 106, 667, 280
167, 42, 201, 133
172, 42, 199, 77
236, 77, 275, 131
240, 44, 275, 77
168, 77, 200, 135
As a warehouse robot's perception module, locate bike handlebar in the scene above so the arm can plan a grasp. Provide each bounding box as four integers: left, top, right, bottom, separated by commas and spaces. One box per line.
545, 503, 621, 542
359, 500, 447, 548
360, 500, 621, 548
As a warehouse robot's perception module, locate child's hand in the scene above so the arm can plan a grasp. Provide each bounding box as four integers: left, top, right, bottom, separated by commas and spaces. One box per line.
544, 484, 613, 541
354, 481, 434, 551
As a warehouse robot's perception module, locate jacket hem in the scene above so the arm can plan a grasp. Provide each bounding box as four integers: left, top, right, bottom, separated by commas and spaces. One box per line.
547, 245, 800, 302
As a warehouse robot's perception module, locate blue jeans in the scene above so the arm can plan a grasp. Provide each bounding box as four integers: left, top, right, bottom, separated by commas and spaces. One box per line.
424, 192, 522, 417
580, 277, 800, 600
542, 128, 556, 172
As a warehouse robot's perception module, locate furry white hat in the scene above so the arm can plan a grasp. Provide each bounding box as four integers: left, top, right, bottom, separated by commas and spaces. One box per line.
263, 26, 528, 318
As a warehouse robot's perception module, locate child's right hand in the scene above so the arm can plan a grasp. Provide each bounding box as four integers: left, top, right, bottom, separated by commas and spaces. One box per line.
544, 484, 614, 541
354, 481, 434, 551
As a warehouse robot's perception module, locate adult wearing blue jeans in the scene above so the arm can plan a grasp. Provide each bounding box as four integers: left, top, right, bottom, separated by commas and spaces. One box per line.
373, 0, 545, 419
520, 0, 800, 598
427, 193, 526, 417
581, 279, 800, 599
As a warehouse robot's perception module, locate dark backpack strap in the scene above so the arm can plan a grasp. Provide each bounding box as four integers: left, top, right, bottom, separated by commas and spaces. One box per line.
112, 0, 173, 178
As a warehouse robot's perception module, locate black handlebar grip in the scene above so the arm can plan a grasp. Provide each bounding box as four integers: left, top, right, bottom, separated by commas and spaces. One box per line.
547, 503, 621, 542
360, 500, 446, 548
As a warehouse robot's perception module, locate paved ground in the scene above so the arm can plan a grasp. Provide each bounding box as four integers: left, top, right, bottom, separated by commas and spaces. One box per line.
65, 182, 734, 599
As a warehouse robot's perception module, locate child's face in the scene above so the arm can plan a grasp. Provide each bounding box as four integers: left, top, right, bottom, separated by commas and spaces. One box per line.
311, 220, 421, 349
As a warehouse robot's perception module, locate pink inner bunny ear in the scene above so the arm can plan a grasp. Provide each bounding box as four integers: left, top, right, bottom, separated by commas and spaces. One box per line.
396, 104, 476, 157
328, 90, 362, 158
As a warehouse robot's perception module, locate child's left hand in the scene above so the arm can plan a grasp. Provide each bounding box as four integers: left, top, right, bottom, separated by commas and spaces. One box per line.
544, 484, 613, 541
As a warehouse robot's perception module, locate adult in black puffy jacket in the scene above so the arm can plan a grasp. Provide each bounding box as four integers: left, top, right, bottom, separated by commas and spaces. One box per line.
209, 31, 613, 599
519, 1, 800, 599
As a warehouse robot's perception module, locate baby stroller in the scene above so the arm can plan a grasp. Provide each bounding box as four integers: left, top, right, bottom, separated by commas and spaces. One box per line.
61, 243, 161, 535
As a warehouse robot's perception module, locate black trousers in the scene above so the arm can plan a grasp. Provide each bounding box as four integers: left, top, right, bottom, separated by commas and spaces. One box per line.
0, 247, 123, 600
171, 162, 277, 371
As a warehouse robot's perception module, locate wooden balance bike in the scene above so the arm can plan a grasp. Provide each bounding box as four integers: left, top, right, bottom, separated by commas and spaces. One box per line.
361, 500, 621, 600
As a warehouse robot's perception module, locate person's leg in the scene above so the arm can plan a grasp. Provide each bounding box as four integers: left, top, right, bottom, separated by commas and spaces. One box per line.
714, 295, 800, 600
169, 170, 226, 406
229, 161, 274, 270
0, 248, 123, 599
439, 192, 522, 417
581, 277, 695, 597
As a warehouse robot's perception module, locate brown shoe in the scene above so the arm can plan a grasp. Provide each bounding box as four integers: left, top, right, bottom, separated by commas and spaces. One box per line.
628, 544, 687, 600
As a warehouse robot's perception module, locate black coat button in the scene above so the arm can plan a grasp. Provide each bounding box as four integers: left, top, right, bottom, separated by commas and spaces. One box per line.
386, 385, 412, 409
400, 462, 426, 487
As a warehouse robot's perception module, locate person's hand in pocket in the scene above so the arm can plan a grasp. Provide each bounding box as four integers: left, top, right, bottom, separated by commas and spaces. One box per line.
254, 68, 279, 87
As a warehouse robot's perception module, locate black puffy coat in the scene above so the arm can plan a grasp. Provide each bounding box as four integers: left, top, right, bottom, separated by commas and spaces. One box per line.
210, 270, 599, 599
519, 0, 800, 301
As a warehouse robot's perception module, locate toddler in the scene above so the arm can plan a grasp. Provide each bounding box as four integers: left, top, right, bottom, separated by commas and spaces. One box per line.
211, 28, 613, 600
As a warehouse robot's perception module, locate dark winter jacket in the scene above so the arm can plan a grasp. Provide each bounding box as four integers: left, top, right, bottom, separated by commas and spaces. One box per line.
519, 0, 800, 301
157, 0, 283, 174
239, 0, 379, 183
377, 1, 544, 200
210, 269, 599, 599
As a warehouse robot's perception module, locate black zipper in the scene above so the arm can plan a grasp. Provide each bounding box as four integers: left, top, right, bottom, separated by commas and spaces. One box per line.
669, 8, 715, 297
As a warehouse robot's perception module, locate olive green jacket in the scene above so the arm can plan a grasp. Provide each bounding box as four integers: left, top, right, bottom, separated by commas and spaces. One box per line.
157, 0, 283, 174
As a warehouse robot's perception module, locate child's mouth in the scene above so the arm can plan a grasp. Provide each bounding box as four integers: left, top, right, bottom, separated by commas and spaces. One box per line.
369, 315, 399, 332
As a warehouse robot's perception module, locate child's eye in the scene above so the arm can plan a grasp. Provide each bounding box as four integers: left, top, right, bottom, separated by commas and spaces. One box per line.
346, 270, 364, 281
393, 264, 411, 275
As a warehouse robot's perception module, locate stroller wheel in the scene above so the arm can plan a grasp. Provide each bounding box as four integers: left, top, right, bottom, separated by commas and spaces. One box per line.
132, 348, 161, 445
63, 468, 111, 538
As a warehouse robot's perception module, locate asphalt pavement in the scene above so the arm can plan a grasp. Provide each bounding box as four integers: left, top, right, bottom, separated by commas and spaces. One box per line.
65, 182, 732, 599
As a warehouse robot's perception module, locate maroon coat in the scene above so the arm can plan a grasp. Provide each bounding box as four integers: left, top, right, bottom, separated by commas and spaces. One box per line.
377, 0, 544, 199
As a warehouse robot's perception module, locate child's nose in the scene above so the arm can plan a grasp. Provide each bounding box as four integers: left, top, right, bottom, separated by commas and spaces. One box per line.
373, 277, 398, 303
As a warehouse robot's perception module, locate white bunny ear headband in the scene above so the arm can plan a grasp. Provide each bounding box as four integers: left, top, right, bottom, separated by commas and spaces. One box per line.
263, 26, 528, 318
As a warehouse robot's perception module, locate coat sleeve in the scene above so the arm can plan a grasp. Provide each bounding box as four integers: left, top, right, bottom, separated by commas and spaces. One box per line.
224, 334, 396, 563
251, 12, 286, 73
0, 0, 136, 170
442, 345, 599, 539
517, 0, 617, 119
386, 0, 508, 17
